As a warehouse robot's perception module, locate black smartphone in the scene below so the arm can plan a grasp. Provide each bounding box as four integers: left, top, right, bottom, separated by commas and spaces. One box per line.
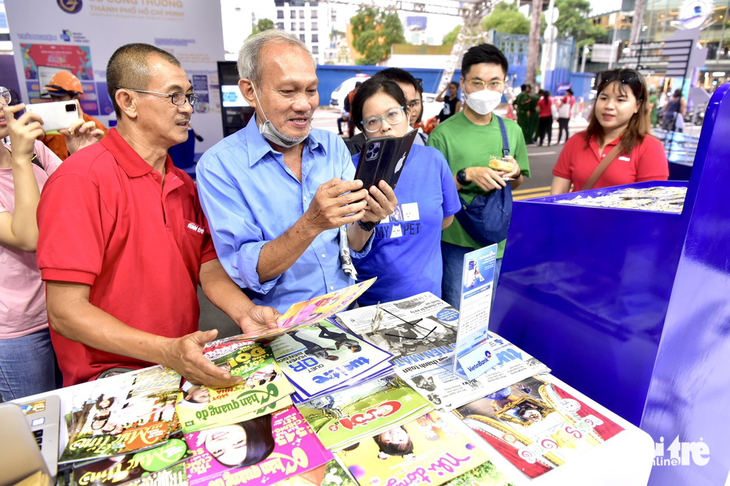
354, 129, 418, 191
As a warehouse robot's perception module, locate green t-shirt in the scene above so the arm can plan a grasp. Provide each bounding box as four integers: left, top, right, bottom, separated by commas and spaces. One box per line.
427, 111, 530, 258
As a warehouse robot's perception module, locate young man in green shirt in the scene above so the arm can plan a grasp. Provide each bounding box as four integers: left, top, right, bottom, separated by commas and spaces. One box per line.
428, 43, 530, 308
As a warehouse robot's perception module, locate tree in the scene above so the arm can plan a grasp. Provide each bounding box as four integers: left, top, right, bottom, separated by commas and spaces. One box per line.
250, 19, 275, 38
442, 25, 461, 45
350, 7, 406, 65
554, 0, 606, 48
527, 0, 543, 86
481, 3, 530, 35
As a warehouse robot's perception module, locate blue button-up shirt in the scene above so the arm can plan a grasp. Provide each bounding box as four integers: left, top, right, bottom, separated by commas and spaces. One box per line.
196, 119, 371, 313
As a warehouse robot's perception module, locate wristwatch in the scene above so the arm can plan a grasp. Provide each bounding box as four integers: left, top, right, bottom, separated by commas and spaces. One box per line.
456, 169, 470, 186
357, 220, 380, 232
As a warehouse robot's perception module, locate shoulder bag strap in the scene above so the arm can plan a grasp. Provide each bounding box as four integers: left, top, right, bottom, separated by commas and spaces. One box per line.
495, 115, 510, 157
582, 143, 623, 191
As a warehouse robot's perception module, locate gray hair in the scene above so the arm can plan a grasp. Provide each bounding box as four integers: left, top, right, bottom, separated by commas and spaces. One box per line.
237, 30, 315, 84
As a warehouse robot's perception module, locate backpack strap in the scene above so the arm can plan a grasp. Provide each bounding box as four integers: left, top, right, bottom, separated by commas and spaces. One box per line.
30, 153, 45, 172
495, 115, 510, 157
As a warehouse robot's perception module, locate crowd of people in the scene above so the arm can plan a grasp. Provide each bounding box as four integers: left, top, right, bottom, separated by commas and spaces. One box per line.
0, 30, 671, 401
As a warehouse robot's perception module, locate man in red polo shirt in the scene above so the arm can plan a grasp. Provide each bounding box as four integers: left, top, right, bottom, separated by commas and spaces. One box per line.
36, 43, 279, 387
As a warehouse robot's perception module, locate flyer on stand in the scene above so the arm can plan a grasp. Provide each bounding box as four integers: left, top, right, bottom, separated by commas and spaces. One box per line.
60, 366, 182, 464
296, 374, 434, 451
176, 341, 295, 433
453, 244, 499, 380
335, 410, 491, 486
454, 375, 625, 479
270, 320, 393, 400
396, 332, 550, 411
335, 292, 460, 367
183, 406, 332, 485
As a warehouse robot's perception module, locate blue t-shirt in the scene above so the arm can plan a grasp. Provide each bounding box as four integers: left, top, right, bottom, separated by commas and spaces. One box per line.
352, 144, 461, 305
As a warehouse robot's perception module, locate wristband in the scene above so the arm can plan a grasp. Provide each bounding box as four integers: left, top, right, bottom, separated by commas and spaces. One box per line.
357, 219, 380, 232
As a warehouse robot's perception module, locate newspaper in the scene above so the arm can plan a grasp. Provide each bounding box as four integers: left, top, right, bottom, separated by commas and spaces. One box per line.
396, 332, 551, 411
334, 292, 460, 364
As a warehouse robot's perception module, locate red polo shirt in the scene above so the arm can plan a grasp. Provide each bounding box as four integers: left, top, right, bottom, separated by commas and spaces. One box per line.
553, 131, 669, 192
37, 128, 217, 385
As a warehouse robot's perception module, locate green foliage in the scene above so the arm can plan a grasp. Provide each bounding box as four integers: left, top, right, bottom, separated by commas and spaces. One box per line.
481, 2, 530, 35
351, 7, 406, 65
553, 0, 607, 46
442, 25, 461, 45
443, 461, 516, 486
250, 18, 275, 37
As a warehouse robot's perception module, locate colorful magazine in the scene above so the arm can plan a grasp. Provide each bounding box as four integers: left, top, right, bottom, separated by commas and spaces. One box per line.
271, 320, 394, 401
70, 438, 192, 486
442, 461, 515, 486
176, 342, 295, 432
336, 410, 491, 486
276, 459, 358, 486
236, 278, 377, 341
183, 406, 333, 485
297, 375, 434, 451
454, 376, 625, 479
61, 367, 182, 464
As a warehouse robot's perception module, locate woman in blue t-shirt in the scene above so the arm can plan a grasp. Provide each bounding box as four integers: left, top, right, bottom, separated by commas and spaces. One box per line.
350, 78, 461, 305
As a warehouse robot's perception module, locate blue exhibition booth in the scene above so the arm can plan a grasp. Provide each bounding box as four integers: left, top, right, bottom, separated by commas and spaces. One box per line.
492, 83, 730, 484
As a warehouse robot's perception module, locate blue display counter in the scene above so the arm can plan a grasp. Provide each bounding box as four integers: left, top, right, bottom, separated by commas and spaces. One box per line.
492, 83, 730, 484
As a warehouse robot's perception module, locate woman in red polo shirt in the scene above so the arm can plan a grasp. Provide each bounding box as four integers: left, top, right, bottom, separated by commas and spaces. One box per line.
550, 69, 668, 194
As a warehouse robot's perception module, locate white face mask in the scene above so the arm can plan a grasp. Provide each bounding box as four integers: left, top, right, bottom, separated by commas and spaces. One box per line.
465, 89, 502, 116
252, 85, 308, 148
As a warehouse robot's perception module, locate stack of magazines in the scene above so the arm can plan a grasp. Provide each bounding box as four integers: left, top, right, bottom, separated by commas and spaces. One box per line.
269, 320, 395, 403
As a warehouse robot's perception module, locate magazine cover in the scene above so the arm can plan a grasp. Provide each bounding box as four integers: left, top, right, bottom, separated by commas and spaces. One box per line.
442, 461, 515, 486
336, 410, 490, 486
235, 278, 377, 341
396, 332, 550, 411
61, 367, 182, 464
70, 438, 192, 486
176, 342, 295, 432
184, 406, 332, 486
454, 376, 625, 479
271, 320, 393, 400
335, 292, 459, 364
297, 375, 434, 450
276, 459, 358, 486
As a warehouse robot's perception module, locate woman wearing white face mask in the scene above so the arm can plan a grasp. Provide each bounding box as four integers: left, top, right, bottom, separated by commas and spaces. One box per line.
427, 44, 531, 309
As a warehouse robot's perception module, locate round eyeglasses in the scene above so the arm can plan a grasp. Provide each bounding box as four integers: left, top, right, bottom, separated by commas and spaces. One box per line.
115, 87, 199, 107
361, 106, 406, 133
0, 87, 11, 105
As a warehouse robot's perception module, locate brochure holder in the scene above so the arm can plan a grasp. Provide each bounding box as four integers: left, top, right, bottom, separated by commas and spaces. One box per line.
490, 83, 730, 485
452, 244, 499, 380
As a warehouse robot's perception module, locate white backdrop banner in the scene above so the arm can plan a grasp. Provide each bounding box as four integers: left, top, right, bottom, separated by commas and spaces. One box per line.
4, 0, 225, 153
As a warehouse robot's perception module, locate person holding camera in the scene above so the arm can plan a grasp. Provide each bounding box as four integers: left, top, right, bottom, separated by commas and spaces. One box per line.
39, 71, 108, 161
0, 87, 102, 400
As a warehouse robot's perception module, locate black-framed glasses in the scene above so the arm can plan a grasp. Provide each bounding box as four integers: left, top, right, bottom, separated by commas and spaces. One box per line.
600, 69, 641, 86
115, 87, 198, 107
361, 106, 406, 133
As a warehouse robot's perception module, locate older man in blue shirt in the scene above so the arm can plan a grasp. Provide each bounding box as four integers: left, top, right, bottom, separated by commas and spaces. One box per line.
197, 31, 397, 312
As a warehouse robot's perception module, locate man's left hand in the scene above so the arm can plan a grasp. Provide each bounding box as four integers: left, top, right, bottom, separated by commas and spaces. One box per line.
361, 180, 398, 224
235, 305, 281, 334
60, 119, 104, 155
502, 156, 522, 179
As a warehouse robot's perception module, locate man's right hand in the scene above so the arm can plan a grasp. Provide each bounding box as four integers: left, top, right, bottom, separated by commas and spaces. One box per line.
464, 166, 507, 192
304, 178, 368, 234
162, 330, 243, 388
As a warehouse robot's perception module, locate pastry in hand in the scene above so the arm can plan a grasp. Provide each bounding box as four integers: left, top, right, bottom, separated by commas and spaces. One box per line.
488, 158, 514, 172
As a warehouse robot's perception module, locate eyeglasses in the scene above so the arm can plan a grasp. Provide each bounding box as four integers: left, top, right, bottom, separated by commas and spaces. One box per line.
465, 78, 505, 92
0, 87, 11, 105
361, 106, 406, 133
116, 87, 199, 107
600, 69, 641, 86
